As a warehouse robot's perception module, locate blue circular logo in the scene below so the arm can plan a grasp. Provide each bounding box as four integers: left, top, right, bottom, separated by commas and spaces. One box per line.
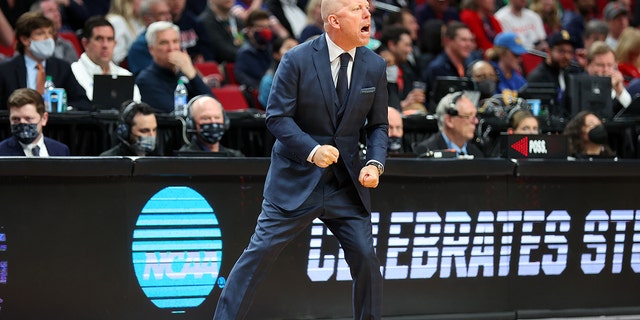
131, 186, 222, 313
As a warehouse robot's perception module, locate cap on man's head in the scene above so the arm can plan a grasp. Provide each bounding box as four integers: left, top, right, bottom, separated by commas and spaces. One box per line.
547, 30, 576, 48
604, 1, 629, 20
494, 32, 527, 55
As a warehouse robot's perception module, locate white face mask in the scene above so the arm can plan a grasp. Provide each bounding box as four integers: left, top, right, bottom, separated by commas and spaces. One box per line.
29, 38, 55, 60
386, 65, 399, 83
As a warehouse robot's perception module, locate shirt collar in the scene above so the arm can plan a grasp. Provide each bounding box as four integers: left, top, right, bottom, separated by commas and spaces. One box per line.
325, 34, 355, 63
79, 53, 112, 75
441, 131, 468, 156
24, 54, 45, 70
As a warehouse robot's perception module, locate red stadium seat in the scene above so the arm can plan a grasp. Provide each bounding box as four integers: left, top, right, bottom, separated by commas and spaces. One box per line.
521, 53, 544, 77
212, 85, 249, 111
58, 32, 83, 56
0, 40, 15, 58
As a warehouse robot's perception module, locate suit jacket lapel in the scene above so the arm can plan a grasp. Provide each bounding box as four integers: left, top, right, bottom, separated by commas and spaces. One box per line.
311, 35, 339, 128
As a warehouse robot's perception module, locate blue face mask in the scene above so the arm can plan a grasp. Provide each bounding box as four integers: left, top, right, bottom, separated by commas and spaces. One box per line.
11, 123, 40, 144
132, 135, 156, 154
199, 123, 225, 144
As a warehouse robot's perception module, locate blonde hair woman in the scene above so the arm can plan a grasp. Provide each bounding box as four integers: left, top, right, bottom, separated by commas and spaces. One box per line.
615, 27, 640, 86
107, 0, 145, 64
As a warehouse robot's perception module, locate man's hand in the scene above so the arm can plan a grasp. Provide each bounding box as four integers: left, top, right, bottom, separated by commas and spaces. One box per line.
312, 145, 339, 168
611, 70, 625, 96
359, 165, 379, 188
168, 50, 197, 79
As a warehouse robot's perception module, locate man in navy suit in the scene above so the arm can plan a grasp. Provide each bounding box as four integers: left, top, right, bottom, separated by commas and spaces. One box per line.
213, 0, 388, 319
0, 88, 70, 156
0, 12, 91, 111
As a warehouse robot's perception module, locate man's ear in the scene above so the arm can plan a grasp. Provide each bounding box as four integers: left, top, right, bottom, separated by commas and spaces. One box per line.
41, 112, 49, 127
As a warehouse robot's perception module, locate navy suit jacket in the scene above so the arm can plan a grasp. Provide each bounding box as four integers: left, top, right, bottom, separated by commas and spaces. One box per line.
413, 131, 484, 158
263, 34, 388, 212
0, 55, 91, 111
0, 136, 70, 156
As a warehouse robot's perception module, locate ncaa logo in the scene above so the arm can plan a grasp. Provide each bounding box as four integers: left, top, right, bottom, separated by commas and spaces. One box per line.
131, 186, 223, 313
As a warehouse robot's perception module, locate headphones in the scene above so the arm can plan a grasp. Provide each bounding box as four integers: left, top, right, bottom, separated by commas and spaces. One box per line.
444, 91, 465, 117
185, 95, 230, 132
116, 100, 138, 144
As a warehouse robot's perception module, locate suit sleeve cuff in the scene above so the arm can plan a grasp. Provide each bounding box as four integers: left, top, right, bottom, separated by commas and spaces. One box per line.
307, 145, 321, 163
366, 160, 384, 175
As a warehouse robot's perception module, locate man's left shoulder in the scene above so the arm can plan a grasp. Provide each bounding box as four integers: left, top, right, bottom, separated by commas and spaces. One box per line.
44, 137, 71, 156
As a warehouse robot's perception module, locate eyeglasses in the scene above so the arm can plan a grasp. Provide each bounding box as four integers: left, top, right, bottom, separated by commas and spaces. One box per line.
454, 113, 478, 121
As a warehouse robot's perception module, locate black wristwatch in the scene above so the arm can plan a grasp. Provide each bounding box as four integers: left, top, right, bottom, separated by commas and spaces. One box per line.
366, 161, 384, 176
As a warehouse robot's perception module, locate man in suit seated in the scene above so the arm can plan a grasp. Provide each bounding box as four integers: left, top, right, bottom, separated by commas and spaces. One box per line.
100, 101, 159, 156
0, 12, 91, 111
0, 88, 70, 156
413, 91, 484, 158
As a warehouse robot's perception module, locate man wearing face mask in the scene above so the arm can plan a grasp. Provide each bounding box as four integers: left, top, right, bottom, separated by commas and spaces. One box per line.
0, 12, 91, 111
467, 60, 498, 101
234, 9, 274, 92
387, 106, 405, 154
0, 88, 70, 156
178, 95, 244, 156
100, 101, 159, 156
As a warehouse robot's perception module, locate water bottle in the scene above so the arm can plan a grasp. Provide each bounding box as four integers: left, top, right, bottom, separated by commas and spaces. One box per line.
174, 78, 188, 117
43, 76, 55, 112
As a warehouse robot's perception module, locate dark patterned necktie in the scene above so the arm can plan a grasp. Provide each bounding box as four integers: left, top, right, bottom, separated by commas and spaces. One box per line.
32, 145, 40, 157
336, 53, 350, 110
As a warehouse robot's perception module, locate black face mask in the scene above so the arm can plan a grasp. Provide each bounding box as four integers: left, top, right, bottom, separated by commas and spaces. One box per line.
588, 124, 608, 145
477, 80, 497, 99
199, 123, 226, 144
11, 123, 40, 144
388, 136, 403, 153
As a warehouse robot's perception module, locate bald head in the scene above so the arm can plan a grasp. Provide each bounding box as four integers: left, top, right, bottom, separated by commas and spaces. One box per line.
190, 96, 225, 126
321, 0, 342, 26
387, 107, 403, 138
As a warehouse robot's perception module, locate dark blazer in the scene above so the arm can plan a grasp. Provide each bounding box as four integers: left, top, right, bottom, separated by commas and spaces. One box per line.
413, 131, 484, 158
0, 55, 91, 111
264, 34, 388, 212
0, 136, 70, 156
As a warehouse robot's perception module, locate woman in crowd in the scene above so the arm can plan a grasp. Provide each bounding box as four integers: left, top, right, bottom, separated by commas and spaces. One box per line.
509, 109, 539, 134
529, 0, 561, 36
486, 32, 528, 95
460, 0, 503, 52
563, 111, 615, 158
107, 0, 145, 65
615, 27, 640, 86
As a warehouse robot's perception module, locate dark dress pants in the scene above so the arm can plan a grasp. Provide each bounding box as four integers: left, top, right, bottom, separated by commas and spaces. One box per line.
213, 167, 382, 320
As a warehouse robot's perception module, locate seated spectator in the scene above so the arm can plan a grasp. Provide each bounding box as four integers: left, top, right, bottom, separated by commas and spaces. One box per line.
460, 0, 503, 52
627, 78, 640, 98
615, 27, 640, 86
298, 0, 322, 43
265, 0, 306, 39
0, 12, 91, 111
179, 95, 244, 156
101, 101, 159, 156
127, 0, 173, 75
33, 0, 78, 64
168, 0, 214, 62
71, 16, 141, 103
495, 0, 546, 51
107, 0, 146, 65
415, 0, 460, 28
526, 30, 581, 119
584, 41, 631, 114
603, 1, 629, 50
467, 59, 498, 100
413, 91, 484, 158
508, 108, 539, 134
234, 9, 272, 91
575, 19, 609, 68
486, 32, 528, 95
422, 21, 475, 112
258, 36, 297, 107
135, 21, 211, 114
560, 0, 596, 49
417, 19, 444, 71
563, 110, 615, 158
0, 88, 70, 156
529, 0, 561, 36
198, 0, 245, 64
380, 26, 426, 114
387, 106, 405, 154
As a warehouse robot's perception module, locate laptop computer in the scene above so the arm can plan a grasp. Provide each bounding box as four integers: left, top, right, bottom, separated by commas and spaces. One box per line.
92, 74, 135, 111
614, 97, 640, 121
